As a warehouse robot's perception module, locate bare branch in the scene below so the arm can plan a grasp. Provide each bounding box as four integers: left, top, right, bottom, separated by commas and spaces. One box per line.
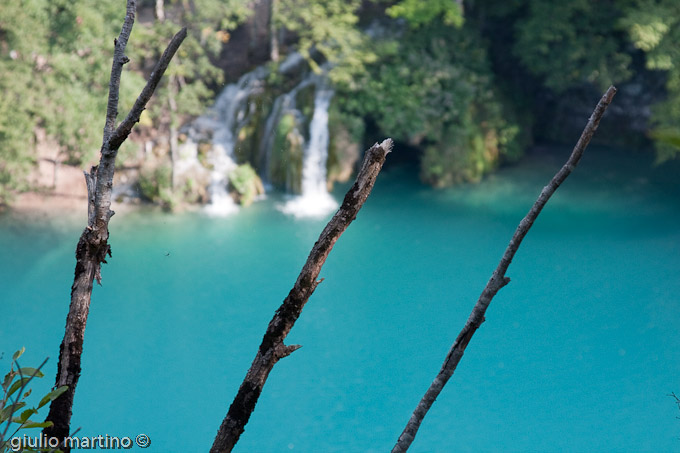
44, 1, 185, 448
210, 139, 394, 453
102, 0, 137, 144
84, 166, 97, 227
107, 26, 188, 153
392, 86, 617, 453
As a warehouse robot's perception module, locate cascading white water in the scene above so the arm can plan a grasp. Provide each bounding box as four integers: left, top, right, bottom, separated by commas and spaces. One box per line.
280, 82, 338, 218
199, 66, 268, 216
258, 77, 312, 188
176, 53, 338, 218
302, 88, 333, 196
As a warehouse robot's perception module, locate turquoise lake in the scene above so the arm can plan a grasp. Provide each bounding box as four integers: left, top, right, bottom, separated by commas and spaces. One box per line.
1, 145, 679, 452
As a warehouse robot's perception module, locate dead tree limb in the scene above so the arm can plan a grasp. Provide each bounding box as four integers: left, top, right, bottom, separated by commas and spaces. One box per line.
211, 139, 394, 453
43, 1, 186, 447
392, 86, 617, 453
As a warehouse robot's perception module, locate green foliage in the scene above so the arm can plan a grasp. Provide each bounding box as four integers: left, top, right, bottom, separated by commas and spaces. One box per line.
0, 0, 144, 200
4, 0, 680, 203
620, 0, 680, 69
342, 19, 523, 186
480, 0, 680, 160
513, 0, 633, 92
0, 83, 34, 205
621, 0, 680, 159
268, 113, 303, 193
229, 163, 264, 207
131, 0, 251, 121
0, 0, 250, 204
387, 0, 463, 29
1, 348, 68, 452
274, 0, 376, 86
138, 163, 175, 210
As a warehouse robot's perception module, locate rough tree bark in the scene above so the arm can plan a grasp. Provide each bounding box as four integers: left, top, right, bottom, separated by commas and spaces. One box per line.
392, 86, 617, 453
43, 1, 186, 448
210, 139, 394, 453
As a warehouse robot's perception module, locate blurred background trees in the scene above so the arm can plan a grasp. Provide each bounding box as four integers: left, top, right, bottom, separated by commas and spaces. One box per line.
1, 0, 678, 206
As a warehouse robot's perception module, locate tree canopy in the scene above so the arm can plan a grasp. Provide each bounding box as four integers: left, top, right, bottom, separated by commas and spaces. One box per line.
1, 0, 679, 204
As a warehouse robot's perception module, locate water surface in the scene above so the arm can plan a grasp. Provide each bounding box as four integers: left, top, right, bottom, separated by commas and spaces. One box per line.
1, 146, 679, 452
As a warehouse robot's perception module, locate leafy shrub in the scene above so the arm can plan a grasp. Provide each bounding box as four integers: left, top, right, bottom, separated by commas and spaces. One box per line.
1, 348, 68, 452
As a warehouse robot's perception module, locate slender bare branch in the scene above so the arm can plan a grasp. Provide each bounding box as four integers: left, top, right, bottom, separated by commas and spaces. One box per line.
211, 139, 394, 453
44, 2, 186, 448
107, 26, 188, 152
392, 86, 617, 453
102, 0, 136, 144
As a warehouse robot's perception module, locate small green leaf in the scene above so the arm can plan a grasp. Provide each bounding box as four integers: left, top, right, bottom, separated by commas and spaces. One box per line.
22, 420, 53, 429
17, 367, 44, 378
0, 401, 26, 422
23, 388, 32, 398
12, 347, 25, 361
38, 386, 68, 409
2, 371, 16, 391
8, 377, 31, 398
20, 408, 37, 423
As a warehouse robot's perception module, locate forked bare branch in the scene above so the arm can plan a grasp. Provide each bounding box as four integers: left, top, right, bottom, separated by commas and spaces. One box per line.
43, 2, 186, 449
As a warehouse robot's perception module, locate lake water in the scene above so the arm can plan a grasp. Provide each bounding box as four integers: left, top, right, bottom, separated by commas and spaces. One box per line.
1, 146, 679, 452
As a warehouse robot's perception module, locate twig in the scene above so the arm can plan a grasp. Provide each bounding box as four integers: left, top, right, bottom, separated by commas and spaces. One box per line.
102, 0, 136, 145
107, 27, 187, 152
670, 392, 680, 417
392, 86, 617, 453
210, 139, 394, 453
44, 1, 186, 448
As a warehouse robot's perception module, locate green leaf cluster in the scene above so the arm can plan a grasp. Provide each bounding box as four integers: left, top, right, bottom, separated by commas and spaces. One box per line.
130, 0, 252, 121
274, 0, 376, 86
0, 0, 145, 203
229, 163, 264, 207
1, 348, 68, 452
341, 18, 524, 186
620, 0, 680, 159
513, 0, 633, 92
138, 162, 174, 209
486, 0, 680, 158
0, 0, 251, 204
386, 0, 463, 29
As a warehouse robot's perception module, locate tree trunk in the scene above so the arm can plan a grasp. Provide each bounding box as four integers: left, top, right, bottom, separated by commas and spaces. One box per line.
43, 2, 186, 448
211, 139, 393, 453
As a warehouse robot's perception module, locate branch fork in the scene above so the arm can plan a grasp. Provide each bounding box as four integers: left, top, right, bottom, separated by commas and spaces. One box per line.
44, 1, 186, 448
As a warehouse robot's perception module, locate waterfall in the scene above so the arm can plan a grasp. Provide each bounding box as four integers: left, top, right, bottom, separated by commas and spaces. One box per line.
198, 66, 268, 216
280, 81, 338, 218
258, 76, 312, 188
174, 53, 339, 218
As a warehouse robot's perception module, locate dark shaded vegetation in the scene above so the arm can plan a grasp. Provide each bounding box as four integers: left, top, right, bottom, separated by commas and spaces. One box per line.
1, 0, 678, 205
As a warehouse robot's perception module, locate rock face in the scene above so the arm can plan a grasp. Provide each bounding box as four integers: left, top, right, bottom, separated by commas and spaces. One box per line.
216, 0, 273, 83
